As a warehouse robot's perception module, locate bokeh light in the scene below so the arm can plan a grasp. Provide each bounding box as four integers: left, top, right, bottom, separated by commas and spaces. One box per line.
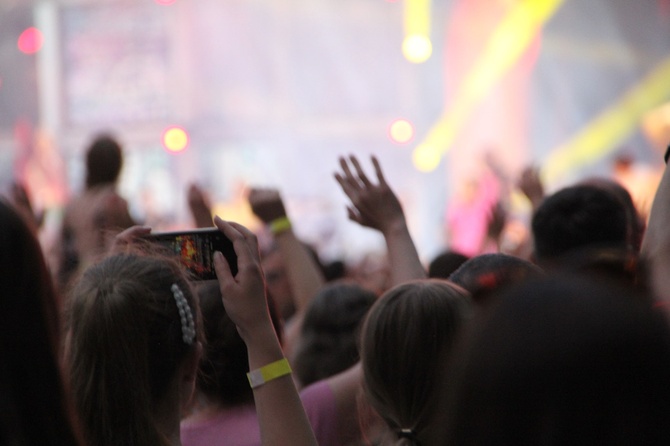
17, 27, 43, 55
155, 0, 176, 5
162, 126, 189, 153
402, 34, 432, 64
412, 144, 441, 172
388, 119, 415, 144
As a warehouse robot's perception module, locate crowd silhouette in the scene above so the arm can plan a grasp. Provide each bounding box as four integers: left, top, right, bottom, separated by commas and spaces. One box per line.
3, 131, 670, 446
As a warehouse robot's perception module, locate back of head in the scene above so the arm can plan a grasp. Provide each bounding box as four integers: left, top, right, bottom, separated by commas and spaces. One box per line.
361, 280, 471, 445
579, 177, 645, 253
428, 250, 470, 279
67, 253, 200, 446
531, 184, 629, 266
449, 253, 543, 305
196, 281, 282, 407
85, 133, 123, 189
442, 274, 670, 445
0, 201, 80, 446
293, 281, 377, 387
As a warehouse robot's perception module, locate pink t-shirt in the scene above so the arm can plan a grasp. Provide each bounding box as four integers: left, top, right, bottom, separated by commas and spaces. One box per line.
446, 171, 500, 257
180, 380, 339, 446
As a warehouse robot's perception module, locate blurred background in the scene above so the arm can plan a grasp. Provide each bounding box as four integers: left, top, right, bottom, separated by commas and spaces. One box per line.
1, 0, 669, 264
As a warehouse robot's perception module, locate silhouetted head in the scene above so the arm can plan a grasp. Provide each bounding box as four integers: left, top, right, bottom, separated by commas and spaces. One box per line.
293, 281, 376, 387
442, 274, 670, 445
449, 253, 543, 305
85, 133, 123, 189
428, 250, 470, 279
531, 184, 629, 267
580, 176, 645, 254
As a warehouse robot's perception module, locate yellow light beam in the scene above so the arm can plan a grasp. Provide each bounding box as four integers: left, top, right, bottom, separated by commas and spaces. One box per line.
405, 0, 430, 36
413, 0, 564, 171
403, 0, 432, 64
544, 56, 670, 183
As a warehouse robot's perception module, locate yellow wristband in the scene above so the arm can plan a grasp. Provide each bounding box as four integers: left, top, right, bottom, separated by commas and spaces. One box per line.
247, 358, 292, 389
269, 216, 291, 235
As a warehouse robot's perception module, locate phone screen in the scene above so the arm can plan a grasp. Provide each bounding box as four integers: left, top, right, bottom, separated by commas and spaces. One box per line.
149, 228, 237, 280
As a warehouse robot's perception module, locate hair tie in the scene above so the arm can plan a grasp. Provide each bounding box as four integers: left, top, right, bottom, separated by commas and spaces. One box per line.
397, 428, 421, 445
171, 284, 196, 345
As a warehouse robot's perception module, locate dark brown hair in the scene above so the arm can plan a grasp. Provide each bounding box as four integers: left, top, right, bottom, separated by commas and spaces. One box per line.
294, 281, 376, 387
442, 274, 670, 445
195, 281, 282, 407
0, 200, 81, 446
67, 253, 201, 446
532, 184, 629, 264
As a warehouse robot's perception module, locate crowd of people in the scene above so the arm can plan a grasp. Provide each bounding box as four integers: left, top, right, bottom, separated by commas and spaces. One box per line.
3, 132, 670, 446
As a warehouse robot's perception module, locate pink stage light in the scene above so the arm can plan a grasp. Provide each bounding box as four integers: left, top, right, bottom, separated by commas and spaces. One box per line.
155, 0, 176, 5
17, 27, 43, 55
162, 126, 189, 153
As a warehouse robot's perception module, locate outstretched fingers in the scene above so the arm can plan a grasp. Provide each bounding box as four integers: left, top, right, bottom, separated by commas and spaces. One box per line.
337, 155, 367, 190
338, 156, 355, 182
349, 155, 373, 188
335, 158, 360, 200
370, 155, 387, 186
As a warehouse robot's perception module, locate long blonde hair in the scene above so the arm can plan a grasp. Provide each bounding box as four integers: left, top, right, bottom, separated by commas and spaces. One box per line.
360, 280, 471, 445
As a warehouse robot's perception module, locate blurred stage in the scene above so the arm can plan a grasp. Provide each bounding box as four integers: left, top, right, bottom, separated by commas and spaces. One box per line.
0, 0, 669, 263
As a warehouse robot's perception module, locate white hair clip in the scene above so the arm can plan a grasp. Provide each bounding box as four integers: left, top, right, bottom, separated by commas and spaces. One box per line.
171, 284, 196, 345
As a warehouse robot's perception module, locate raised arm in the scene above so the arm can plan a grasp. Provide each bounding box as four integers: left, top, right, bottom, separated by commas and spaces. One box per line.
516, 165, 545, 211
640, 157, 670, 311
334, 155, 426, 286
213, 216, 318, 446
248, 188, 326, 359
187, 183, 215, 228
509, 165, 546, 260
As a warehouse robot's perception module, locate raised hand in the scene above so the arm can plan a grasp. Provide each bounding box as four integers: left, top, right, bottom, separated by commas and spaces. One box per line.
334, 154, 426, 285
212, 215, 318, 446
334, 155, 405, 235
108, 225, 152, 255
248, 188, 287, 224
246, 187, 326, 360
187, 183, 214, 228
213, 216, 269, 340
516, 166, 545, 209
485, 201, 508, 252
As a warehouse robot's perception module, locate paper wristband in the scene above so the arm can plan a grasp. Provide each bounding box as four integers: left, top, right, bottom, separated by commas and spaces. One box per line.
269, 216, 292, 235
247, 358, 292, 389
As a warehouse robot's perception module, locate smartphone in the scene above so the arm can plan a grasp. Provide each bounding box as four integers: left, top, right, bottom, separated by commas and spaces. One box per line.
148, 228, 237, 280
